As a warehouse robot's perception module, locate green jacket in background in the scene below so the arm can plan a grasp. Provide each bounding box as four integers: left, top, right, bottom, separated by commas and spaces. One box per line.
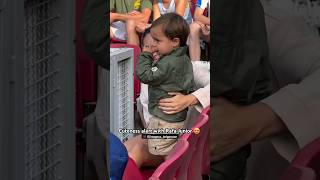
110, 0, 152, 13
136, 47, 195, 122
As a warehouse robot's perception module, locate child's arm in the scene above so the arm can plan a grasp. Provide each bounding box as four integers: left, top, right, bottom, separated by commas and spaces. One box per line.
136, 52, 170, 86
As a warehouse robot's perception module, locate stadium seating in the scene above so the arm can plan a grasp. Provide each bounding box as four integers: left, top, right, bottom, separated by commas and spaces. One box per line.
281, 137, 320, 180
148, 140, 190, 180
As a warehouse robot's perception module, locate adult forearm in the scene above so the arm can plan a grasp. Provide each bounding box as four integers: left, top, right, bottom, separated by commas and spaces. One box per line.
249, 102, 287, 140
194, 15, 210, 26
112, 13, 149, 23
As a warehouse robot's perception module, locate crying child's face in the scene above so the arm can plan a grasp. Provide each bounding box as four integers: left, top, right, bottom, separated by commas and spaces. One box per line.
143, 33, 160, 61
143, 34, 155, 50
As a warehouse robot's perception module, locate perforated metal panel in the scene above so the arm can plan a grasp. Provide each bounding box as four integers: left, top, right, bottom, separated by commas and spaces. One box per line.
110, 48, 134, 142
23, 0, 75, 179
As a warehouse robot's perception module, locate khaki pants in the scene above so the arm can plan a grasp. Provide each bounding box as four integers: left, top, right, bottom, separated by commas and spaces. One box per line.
147, 116, 185, 156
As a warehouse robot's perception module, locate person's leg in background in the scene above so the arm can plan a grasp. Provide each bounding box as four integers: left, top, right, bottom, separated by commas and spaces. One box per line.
211, 146, 251, 180
189, 22, 202, 61
188, 21, 210, 61
126, 19, 140, 46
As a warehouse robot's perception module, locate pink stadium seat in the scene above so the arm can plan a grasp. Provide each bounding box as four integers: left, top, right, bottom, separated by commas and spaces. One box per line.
281, 138, 320, 180
148, 140, 190, 180
281, 165, 316, 180
122, 158, 145, 180
200, 106, 210, 116
124, 112, 210, 180
110, 44, 141, 103
180, 114, 209, 180
292, 138, 320, 171
111, 37, 127, 44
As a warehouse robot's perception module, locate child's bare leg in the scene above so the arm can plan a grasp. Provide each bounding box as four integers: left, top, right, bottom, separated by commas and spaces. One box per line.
124, 135, 164, 168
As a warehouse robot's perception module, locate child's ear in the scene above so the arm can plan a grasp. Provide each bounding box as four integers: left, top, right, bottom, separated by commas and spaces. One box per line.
172, 38, 180, 47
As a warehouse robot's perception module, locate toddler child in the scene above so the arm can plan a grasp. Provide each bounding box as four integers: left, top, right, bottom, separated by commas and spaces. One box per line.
136, 13, 195, 156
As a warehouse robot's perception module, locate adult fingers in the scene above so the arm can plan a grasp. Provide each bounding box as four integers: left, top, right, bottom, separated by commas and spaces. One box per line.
167, 92, 181, 96
162, 110, 177, 114
159, 98, 174, 103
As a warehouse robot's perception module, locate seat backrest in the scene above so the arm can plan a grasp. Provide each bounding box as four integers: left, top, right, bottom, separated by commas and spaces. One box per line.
149, 140, 190, 180
110, 44, 141, 103
122, 158, 145, 180
180, 114, 209, 180
200, 106, 210, 116
281, 165, 316, 180
292, 138, 320, 178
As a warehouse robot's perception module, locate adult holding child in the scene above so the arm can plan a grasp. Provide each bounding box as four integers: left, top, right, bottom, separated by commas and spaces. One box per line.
125, 13, 210, 168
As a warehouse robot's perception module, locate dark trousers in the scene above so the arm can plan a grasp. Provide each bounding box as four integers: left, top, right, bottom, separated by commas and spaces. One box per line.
210, 146, 251, 180
85, 114, 108, 180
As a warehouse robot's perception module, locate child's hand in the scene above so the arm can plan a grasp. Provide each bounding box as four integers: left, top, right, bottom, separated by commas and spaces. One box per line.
152, 52, 160, 62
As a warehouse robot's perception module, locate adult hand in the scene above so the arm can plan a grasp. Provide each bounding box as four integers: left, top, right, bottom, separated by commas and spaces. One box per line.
136, 23, 150, 33
128, 10, 141, 16
201, 24, 210, 36
158, 92, 198, 114
210, 97, 286, 161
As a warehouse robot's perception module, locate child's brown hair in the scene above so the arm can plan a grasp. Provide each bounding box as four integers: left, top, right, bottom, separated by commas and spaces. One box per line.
151, 13, 190, 46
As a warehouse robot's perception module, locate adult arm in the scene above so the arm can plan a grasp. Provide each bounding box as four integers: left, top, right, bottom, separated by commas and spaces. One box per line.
210, 98, 287, 161
194, 7, 210, 25
174, 0, 188, 17
153, 0, 161, 21
111, 8, 152, 24
260, 9, 320, 159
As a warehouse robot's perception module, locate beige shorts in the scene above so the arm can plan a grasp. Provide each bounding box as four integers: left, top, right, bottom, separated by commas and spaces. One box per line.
147, 116, 185, 156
